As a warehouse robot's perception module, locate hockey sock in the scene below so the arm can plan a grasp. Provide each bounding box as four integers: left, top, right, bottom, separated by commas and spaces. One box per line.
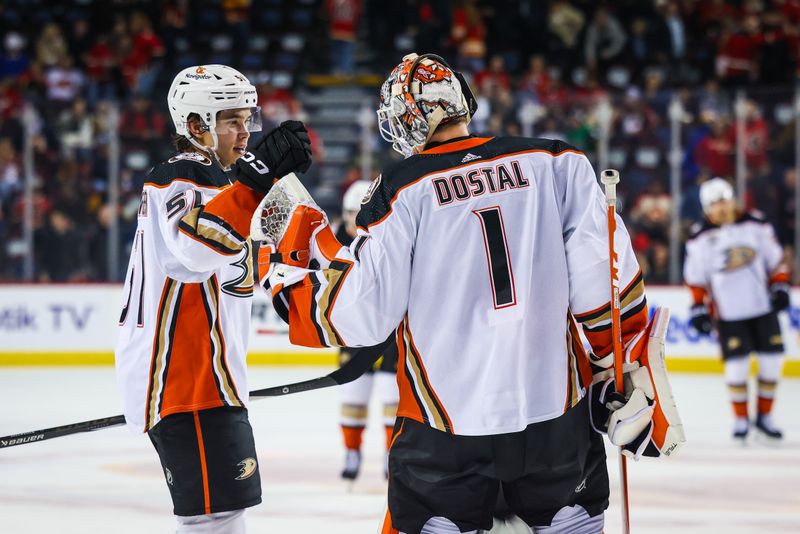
176, 509, 245, 534
756, 354, 784, 416
724, 357, 750, 419
341, 425, 365, 451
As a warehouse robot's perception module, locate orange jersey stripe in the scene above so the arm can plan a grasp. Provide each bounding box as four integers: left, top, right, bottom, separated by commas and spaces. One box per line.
419, 136, 494, 154
158, 283, 223, 420
193, 411, 212, 515
583, 305, 649, 358
405, 321, 454, 433
285, 275, 328, 348
395, 327, 427, 427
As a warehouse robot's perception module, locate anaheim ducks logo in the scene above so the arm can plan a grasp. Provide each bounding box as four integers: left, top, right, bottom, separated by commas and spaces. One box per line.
723, 246, 756, 271
235, 457, 258, 480
362, 174, 382, 205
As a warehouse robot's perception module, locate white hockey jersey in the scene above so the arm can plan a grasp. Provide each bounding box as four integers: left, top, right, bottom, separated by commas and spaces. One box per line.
115, 152, 264, 433
683, 212, 787, 321
272, 136, 648, 436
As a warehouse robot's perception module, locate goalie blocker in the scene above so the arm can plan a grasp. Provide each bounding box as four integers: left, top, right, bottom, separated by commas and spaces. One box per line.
590, 307, 685, 459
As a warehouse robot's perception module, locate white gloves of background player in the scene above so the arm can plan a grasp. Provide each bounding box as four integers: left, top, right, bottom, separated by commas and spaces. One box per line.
589, 307, 686, 460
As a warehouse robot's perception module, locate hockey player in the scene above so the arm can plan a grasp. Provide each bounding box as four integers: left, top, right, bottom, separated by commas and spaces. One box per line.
336, 180, 399, 481
684, 177, 788, 441
115, 65, 311, 533
257, 54, 682, 534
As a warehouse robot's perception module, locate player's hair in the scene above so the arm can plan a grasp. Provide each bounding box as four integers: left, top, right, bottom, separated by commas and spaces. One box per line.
171, 113, 204, 152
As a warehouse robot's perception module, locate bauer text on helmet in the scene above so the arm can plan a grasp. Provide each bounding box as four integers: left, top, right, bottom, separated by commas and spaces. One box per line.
377, 53, 478, 158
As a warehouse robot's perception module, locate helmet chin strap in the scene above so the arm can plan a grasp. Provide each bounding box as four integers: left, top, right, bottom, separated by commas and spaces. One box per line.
185, 129, 232, 173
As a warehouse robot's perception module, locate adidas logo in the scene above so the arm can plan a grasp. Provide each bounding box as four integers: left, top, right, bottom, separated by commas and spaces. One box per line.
461, 153, 481, 163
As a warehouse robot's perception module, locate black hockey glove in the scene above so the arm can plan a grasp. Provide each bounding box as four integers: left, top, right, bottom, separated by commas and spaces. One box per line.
689, 304, 713, 334
235, 120, 312, 195
770, 283, 790, 312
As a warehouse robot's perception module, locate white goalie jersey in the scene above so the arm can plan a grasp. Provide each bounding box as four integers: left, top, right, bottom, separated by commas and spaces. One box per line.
272, 137, 648, 436
115, 153, 263, 433
683, 212, 787, 321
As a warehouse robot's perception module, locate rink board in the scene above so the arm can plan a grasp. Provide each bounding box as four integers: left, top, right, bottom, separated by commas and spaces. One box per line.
1, 284, 799, 375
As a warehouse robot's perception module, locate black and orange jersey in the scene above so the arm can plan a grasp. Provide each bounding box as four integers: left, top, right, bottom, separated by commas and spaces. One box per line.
274, 136, 647, 436
116, 152, 263, 432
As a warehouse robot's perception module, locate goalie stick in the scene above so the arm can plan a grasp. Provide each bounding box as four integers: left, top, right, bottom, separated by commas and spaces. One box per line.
600, 168, 631, 534
0, 345, 382, 450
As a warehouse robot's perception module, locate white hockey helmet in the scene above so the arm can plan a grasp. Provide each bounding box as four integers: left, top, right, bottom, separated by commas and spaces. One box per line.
167, 64, 261, 152
343, 180, 371, 212
699, 177, 734, 213
377, 53, 478, 158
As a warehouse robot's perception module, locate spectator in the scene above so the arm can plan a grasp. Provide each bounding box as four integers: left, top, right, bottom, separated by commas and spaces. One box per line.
716, 17, 761, 86
37, 207, 83, 282
0, 32, 29, 79
694, 118, 734, 178
119, 94, 167, 149
44, 56, 84, 109
547, 0, 585, 79
130, 11, 165, 95
583, 6, 627, 80
474, 54, 511, 96
726, 100, 769, 172
327, 0, 361, 75
57, 98, 94, 160
450, 0, 486, 73
518, 54, 552, 102
36, 23, 69, 68
85, 34, 120, 103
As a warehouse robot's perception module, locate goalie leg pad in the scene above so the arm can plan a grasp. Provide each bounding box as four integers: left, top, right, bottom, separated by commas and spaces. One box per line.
637, 307, 686, 457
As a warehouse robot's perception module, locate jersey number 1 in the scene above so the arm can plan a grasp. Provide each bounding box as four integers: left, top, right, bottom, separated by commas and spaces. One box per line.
473, 207, 517, 309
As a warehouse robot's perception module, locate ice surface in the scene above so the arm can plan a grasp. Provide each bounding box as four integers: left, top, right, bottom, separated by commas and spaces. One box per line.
1, 368, 798, 533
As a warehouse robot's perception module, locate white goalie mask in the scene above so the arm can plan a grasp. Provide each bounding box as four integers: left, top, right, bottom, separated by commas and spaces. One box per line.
377, 53, 477, 158
167, 64, 262, 154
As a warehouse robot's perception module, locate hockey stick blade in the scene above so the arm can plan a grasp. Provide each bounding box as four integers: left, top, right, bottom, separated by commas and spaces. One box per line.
1, 344, 382, 450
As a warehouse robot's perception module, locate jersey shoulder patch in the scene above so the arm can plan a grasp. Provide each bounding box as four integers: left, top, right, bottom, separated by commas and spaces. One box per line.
168, 152, 212, 166
146, 152, 230, 189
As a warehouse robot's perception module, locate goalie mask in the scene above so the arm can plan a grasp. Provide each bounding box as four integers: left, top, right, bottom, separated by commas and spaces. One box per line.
377, 53, 478, 158
167, 64, 262, 155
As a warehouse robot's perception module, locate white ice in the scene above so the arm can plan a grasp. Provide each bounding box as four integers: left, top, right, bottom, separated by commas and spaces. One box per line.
1, 368, 798, 534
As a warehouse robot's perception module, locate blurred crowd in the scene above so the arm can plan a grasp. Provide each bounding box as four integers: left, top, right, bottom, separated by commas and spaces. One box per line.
0, 0, 799, 283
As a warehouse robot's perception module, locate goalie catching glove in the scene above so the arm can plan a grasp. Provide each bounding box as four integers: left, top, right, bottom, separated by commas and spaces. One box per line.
251, 173, 342, 275
589, 307, 686, 460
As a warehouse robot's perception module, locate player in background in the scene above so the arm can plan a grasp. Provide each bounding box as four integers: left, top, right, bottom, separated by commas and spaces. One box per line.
115, 64, 311, 533
336, 180, 399, 481
257, 53, 682, 534
684, 177, 788, 441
